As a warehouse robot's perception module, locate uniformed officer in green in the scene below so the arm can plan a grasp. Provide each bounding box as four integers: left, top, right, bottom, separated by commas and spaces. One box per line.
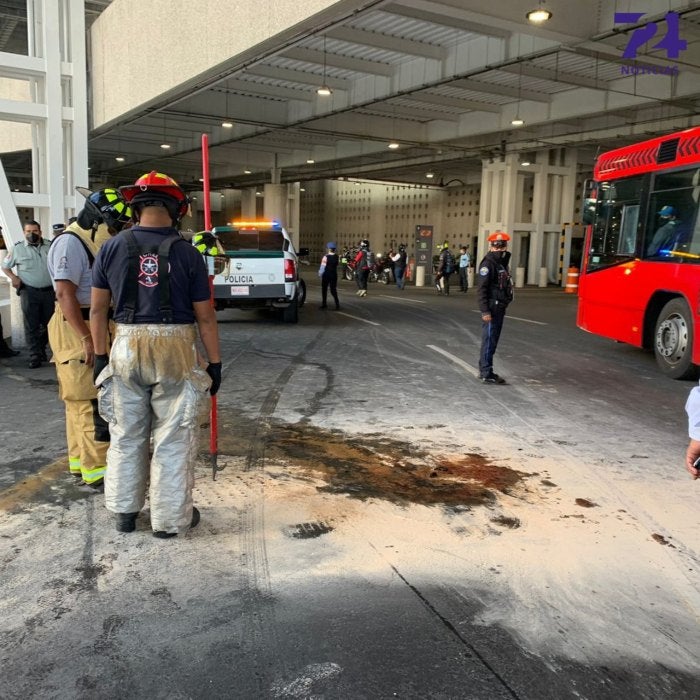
1, 220, 54, 368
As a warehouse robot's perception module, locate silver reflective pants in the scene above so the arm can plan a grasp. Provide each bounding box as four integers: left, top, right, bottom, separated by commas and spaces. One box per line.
97, 324, 211, 535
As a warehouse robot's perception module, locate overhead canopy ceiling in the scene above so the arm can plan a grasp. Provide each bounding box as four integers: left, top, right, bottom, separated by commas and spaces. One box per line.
3, 0, 700, 191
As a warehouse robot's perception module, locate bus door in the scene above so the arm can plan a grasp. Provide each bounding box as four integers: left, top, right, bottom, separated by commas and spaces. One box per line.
578, 176, 645, 345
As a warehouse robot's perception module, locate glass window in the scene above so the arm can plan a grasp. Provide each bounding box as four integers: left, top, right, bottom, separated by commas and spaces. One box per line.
587, 176, 643, 270
644, 168, 700, 262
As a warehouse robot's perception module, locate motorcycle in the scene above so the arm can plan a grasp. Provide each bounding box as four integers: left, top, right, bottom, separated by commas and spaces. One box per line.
342, 247, 359, 281
369, 254, 394, 284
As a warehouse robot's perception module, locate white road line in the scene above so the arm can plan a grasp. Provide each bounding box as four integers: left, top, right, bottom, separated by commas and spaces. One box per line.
471, 309, 546, 325
383, 296, 428, 304
336, 311, 381, 326
427, 345, 480, 377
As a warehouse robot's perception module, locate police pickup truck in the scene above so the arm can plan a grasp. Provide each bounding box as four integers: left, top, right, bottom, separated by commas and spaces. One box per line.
209, 220, 306, 323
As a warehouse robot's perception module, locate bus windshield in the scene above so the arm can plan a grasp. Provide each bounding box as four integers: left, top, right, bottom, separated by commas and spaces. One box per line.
588, 168, 700, 272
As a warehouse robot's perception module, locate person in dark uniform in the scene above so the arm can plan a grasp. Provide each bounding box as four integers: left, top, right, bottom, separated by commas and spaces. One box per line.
91, 171, 221, 538
477, 231, 513, 384
434, 242, 455, 295
319, 242, 340, 310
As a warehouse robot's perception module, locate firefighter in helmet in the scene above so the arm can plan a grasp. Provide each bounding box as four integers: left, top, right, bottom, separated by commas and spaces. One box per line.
46, 187, 132, 491
90, 171, 221, 537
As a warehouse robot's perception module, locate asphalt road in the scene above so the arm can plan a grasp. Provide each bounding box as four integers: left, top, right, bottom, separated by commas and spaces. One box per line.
1, 277, 698, 699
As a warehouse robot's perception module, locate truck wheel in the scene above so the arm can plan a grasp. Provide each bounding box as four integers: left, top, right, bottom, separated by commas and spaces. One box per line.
298, 279, 306, 308
282, 298, 299, 324
654, 298, 698, 379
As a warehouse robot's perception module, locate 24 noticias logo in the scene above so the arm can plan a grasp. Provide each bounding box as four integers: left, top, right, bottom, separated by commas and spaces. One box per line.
615, 11, 687, 76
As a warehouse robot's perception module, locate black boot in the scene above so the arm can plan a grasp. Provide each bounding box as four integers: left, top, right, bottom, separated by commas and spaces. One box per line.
153, 507, 200, 539
116, 512, 139, 533
0, 346, 19, 358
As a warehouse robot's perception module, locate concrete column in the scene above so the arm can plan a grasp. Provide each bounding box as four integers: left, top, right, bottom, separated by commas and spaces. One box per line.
263, 184, 287, 225
528, 165, 547, 285
241, 188, 257, 219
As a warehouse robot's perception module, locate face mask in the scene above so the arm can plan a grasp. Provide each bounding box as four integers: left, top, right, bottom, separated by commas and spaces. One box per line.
27, 233, 40, 244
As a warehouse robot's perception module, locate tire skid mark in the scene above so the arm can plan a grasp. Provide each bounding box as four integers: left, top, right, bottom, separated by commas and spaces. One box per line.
239, 329, 327, 690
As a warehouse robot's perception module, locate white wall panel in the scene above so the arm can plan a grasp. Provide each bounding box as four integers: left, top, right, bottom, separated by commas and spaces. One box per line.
90, 0, 346, 127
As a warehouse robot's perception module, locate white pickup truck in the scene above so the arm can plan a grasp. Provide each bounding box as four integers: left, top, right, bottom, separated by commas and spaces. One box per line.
209, 220, 306, 323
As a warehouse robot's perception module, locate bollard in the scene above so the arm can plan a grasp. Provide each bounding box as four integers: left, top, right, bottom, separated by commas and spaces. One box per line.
564, 266, 579, 294
415, 265, 425, 287
538, 267, 548, 287
515, 266, 525, 288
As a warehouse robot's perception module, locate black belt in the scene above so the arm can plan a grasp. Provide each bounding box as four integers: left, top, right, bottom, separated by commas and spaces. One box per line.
25, 284, 54, 291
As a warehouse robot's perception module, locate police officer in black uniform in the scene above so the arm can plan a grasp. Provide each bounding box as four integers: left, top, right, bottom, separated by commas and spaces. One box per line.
477, 231, 513, 384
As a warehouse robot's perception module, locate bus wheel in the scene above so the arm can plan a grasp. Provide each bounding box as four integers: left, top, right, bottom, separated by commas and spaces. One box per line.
654, 299, 698, 379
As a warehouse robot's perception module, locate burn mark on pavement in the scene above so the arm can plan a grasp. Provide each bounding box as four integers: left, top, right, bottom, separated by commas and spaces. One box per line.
218, 419, 528, 509
284, 521, 334, 539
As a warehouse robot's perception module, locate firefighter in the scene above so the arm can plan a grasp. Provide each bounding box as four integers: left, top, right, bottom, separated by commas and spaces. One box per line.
91, 171, 221, 538
477, 231, 513, 384
46, 188, 131, 490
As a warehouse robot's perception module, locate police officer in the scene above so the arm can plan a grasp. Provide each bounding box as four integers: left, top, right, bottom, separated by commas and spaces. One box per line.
47, 188, 132, 490
91, 171, 221, 538
477, 231, 513, 384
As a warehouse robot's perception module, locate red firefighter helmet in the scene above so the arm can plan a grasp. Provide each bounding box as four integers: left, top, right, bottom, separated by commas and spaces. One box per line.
120, 171, 189, 221
487, 231, 510, 242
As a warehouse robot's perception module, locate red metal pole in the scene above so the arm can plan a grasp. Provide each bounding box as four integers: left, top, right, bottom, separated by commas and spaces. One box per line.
202, 134, 219, 480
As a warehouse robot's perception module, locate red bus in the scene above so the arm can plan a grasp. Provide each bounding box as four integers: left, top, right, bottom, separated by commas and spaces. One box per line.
577, 126, 700, 379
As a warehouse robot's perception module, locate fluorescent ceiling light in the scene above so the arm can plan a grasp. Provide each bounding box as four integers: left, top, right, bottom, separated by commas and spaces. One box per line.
526, 8, 552, 23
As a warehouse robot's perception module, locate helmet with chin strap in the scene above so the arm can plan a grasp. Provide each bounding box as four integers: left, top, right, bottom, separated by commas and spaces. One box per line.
120, 171, 189, 224
75, 187, 132, 232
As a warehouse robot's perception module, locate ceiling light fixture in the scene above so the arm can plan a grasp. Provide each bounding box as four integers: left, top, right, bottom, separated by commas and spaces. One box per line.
307, 158, 315, 164
388, 141, 400, 150
160, 114, 170, 149
426, 172, 434, 179
511, 62, 525, 126
221, 88, 233, 127
115, 156, 125, 162
317, 35, 333, 96
526, 4, 552, 23
244, 169, 251, 175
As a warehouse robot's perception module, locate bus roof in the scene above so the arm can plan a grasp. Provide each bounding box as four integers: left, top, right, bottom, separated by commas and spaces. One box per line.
594, 126, 700, 181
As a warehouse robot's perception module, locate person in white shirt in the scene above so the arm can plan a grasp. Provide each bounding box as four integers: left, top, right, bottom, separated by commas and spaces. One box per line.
458, 245, 471, 293
684, 383, 700, 479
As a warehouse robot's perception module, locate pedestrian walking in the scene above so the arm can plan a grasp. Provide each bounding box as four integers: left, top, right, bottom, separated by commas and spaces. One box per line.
354, 239, 371, 297
477, 231, 514, 384
47, 188, 132, 490
458, 244, 471, 293
390, 244, 408, 289
91, 171, 221, 538
434, 242, 455, 295
1, 221, 54, 368
319, 242, 340, 309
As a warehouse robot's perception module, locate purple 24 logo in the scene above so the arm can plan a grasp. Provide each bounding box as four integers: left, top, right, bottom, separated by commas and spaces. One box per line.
614, 11, 687, 59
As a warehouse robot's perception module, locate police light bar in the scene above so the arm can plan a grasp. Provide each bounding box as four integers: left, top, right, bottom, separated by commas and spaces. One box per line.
231, 220, 281, 229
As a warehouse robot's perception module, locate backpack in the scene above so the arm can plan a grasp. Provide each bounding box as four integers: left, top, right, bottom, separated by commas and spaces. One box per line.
365, 250, 375, 268
443, 250, 455, 274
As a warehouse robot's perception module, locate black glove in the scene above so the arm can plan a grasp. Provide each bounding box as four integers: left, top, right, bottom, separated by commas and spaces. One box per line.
206, 362, 222, 396
93, 354, 109, 384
